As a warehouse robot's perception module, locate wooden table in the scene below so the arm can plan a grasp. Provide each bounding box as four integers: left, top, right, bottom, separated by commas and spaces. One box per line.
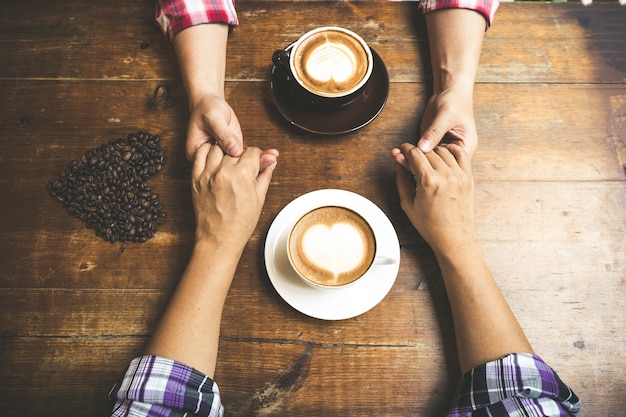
1, 1, 625, 415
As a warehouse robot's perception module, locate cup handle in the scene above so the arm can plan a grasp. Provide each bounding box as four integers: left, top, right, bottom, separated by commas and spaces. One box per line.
373, 256, 398, 266
272, 49, 291, 75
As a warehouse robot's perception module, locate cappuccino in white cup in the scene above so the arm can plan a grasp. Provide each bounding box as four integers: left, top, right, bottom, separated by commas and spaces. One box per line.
287, 206, 377, 288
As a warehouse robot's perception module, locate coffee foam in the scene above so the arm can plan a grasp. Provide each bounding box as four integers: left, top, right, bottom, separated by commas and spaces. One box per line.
301, 223, 366, 276
289, 206, 376, 286
293, 29, 370, 97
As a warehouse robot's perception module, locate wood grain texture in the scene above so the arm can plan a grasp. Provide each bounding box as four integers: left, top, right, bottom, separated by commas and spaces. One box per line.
0, 1, 624, 416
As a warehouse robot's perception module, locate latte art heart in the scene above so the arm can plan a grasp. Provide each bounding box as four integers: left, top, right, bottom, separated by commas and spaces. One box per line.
301, 223, 366, 276
305, 43, 359, 84
288, 206, 376, 287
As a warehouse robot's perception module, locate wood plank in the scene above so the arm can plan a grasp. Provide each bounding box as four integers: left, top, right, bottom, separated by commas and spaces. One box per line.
1, 179, 624, 289
0, 274, 452, 344
479, 2, 626, 83
0, 336, 623, 416
0, 1, 178, 80
0, 337, 144, 417
2, 177, 624, 332
1, 80, 623, 183
0, 336, 457, 416
216, 341, 457, 417
1, 2, 624, 83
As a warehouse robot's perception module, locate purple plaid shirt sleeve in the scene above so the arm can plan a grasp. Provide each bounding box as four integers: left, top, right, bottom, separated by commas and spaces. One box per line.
110, 353, 579, 416
447, 353, 581, 417
155, 0, 239, 42
109, 355, 224, 417
420, 0, 499, 28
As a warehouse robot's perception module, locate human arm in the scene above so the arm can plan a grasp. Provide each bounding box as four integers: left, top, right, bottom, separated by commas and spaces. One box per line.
417, 9, 485, 157
392, 144, 580, 415
392, 143, 532, 372
174, 24, 244, 161
144, 144, 278, 377
109, 144, 278, 416
410, 0, 498, 158
156, 0, 243, 160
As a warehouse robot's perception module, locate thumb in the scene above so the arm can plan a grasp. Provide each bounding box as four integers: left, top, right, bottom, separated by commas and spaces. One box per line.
211, 123, 243, 157
418, 115, 451, 153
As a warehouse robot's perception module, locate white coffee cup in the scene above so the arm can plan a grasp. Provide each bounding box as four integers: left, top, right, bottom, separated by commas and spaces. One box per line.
286, 205, 395, 289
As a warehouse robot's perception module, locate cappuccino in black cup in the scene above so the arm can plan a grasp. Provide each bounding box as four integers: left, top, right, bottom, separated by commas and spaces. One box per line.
273, 27, 374, 109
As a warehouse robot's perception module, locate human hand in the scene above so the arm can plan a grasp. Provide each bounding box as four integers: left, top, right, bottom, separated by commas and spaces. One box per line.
392, 143, 475, 255
185, 94, 244, 161
418, 87, 478, 155
191, 143, 278, 251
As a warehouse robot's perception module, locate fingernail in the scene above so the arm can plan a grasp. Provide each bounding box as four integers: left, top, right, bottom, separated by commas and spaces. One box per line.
264, 160, 278, 172
418, 139, 432, 152
228, 143, 242, 156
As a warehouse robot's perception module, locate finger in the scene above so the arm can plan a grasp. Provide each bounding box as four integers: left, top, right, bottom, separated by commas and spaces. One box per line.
186, 140, 210, 163
422, 146, 449, 171
216, 131, 243, 158
432, 146, 459, 169
256, 159, 278, 200
260, 149, 279, 172
394, 163, 415, 207
442, 143, 472, 174
391, 148, 409, 170
205, 142, 227, 174
191, 142, 212, 179
399, 143, 433, 178
186, 127, 211, 161
236, 146, 263, 177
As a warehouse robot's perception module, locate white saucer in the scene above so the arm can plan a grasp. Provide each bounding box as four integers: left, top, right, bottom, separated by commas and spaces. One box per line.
264, 189, 400, 320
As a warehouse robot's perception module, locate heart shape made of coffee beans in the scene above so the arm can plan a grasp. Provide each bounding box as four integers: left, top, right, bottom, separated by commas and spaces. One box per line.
301, 222, 366, 276
47, 131, 166, 243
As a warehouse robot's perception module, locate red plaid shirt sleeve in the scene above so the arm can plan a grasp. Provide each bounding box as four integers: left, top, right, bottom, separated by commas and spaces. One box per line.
155, 0, 497, 43
155, 0, 239, 42
420, 0, 499, 28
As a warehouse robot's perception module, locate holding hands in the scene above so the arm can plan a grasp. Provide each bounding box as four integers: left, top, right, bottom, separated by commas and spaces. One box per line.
186, 94, 244, 161
392, 143, 475, 256
141, 143, 278, 380
416, 8, 486, 156
418, 88, 478, 156
191, 143, 278, 252
173, 24, 245, 160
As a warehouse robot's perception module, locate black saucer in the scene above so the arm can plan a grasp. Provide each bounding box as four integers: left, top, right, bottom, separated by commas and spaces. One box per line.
270, 49, 389, 135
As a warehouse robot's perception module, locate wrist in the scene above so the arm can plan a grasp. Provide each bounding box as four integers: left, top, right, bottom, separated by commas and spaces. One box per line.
425, 9, 485, 95
432, 69, 475, 96
190, 237, 244, 279
187, 88, 224, 113
432, 238, 482, 267
193, 230, 248, 258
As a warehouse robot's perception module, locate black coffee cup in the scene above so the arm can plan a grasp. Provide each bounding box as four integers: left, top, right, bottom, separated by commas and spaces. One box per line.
272, 26, 374, 110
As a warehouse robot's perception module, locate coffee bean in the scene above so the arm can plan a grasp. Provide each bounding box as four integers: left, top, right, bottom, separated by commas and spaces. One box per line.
47, 131, 167, 243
